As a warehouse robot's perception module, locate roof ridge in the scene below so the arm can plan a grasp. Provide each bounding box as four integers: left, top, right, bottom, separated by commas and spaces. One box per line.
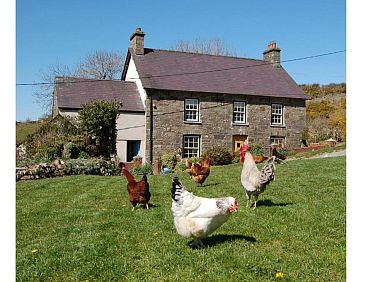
144, 48, 264, 62
54, 76, 135, 84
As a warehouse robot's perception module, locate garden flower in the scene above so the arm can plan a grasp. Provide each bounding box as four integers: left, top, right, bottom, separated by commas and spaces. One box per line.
31, 248, 39, 254
275, 271, 284, 278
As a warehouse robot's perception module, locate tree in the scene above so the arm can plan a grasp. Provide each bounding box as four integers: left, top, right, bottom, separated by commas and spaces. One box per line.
33, 63, 75, 114
33, 50, 125, 115
78, 100, 121, 158
170, 38, 237, 56
75, 50, 124, 80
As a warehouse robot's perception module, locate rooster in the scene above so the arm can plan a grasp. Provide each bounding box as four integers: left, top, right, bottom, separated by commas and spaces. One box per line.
240, 145, 276, 209
185, 158, 212, 186
171, 177, 238, 248
120, 162, 151, 211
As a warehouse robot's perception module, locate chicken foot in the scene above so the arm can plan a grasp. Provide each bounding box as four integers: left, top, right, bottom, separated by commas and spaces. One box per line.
190, 239, 205, 249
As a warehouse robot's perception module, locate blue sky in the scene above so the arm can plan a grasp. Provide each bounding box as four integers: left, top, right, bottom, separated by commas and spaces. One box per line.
15, 0, 346, 121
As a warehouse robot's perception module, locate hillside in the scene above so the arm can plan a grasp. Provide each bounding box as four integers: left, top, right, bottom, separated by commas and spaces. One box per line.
16, 121, 41, 145
300, 83, 346, 143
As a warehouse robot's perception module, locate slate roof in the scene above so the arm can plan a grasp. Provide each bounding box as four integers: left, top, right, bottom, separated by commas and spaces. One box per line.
123, 48, 307, 99
55, 77, 144, 112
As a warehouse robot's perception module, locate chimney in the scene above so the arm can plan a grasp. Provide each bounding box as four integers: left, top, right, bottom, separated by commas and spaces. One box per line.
263, 41, 281, 68
130, 27, 145, 55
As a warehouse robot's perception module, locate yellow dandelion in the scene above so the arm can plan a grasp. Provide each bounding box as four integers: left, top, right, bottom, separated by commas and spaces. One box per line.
275, 271, 284, 278
31, 248, 39, 254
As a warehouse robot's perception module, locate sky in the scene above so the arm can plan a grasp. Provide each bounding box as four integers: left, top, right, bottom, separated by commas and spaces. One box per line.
15, 0, 346, 122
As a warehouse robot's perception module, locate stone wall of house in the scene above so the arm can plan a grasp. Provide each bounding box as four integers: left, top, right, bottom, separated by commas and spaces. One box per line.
145, 90, 306, 163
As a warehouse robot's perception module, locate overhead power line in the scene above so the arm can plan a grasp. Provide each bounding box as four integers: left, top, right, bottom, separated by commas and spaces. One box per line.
16, 49, 346, 86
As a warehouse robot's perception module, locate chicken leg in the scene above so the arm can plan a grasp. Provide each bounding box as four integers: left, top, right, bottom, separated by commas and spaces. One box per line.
253, 194, 259, 209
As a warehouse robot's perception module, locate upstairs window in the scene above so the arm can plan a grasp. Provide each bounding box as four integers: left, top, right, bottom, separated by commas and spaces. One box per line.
271, 103, 284, 125
184, 98, 199, 122
233, 101, 247, 124
183, 135, 200, 158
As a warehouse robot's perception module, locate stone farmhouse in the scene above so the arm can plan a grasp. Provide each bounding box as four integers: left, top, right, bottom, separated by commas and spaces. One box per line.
53, 28, 308, 164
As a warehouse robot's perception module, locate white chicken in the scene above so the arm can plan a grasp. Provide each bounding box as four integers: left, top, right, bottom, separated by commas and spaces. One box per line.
240, 144, 276, 209
171, 177, 238, 248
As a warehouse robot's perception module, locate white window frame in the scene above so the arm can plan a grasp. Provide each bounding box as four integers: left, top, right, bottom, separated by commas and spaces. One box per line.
183, 135, 200, 158
233, 101, 247, 124
184, 98, 199, 122
271, 103, 284, 126
270, 136, 285, 148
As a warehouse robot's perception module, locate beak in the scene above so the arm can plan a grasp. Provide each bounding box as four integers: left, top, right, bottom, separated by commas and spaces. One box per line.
229, 203, 238, 213
229, 207, 238, 213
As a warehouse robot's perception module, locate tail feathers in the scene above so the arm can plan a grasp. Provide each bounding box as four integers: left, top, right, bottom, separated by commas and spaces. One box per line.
142, 173, 147, 181
171, 177, 185, 201
258, 157, 276, 186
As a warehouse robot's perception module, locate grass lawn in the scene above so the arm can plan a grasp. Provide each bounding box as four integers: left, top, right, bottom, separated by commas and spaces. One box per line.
16, 157, 346, 281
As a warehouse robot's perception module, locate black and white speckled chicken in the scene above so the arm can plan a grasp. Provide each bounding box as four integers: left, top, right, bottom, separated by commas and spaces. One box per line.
240, 145, 276, 209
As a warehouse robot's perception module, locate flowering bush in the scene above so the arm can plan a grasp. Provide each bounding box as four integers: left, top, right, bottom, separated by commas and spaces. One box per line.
201, 146, 232, 165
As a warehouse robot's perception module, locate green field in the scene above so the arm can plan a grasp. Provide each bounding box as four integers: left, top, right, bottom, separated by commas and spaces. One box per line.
16, 157, 346, 281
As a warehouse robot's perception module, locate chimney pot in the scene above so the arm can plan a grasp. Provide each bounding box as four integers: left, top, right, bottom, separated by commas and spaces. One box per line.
268, 42, 276, 50
263, 41, 281, 67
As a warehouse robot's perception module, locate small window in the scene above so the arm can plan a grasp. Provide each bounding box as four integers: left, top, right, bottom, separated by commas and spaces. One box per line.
271, 103, 284, 125
270, 136, 285, 148
183, 135, 200, 158
184, 98, 199, 122
233, 101, 246, 124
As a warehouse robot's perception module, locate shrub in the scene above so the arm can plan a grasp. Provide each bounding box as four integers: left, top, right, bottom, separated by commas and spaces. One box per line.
178, 162, 187, 171
161, 153, 177, 170
63, 142, 80, 159
231, 151, 241, 163
130, 164, 153, 175
78, 100, 120, 158
62, 158, 117, 176
250, 143, 264, 156
201, 146, 232, 165
276, 147, 288, 156
78, 151, 90, 159
32, 143, 62, 160
24, 115, 84, 160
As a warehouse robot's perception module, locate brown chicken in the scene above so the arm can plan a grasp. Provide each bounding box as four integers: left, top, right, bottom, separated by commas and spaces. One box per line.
121, 162, 151, 210
271, 147, 287, 161
252, 154, 268, 164
185, 158, 212, 186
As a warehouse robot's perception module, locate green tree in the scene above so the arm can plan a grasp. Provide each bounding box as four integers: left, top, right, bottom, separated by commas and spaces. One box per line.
78, 100, 121, 158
